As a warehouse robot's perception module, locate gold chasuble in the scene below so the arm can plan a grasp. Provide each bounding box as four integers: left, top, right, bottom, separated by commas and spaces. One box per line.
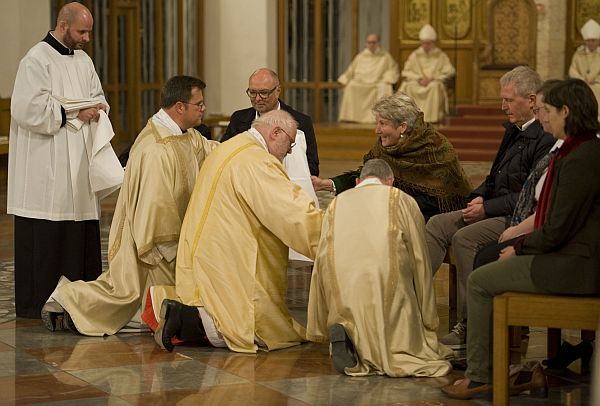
58, 120, 217, 336
175, 131, 322, 353
307, 181, 452, 377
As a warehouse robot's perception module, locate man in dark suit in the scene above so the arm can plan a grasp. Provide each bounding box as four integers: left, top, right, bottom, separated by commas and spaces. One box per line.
221, 68, 319, 176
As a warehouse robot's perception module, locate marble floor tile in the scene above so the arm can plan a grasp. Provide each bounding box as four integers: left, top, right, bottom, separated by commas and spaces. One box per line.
178, 343, 337, 382
69, 360, 248, 396
0, 371, 109, 404
0, 350, 58, 377
120, 382, 312, 405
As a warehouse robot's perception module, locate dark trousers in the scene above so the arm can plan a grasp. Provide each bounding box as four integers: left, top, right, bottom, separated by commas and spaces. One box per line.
14, 216, 102, 318
472, 237, 519, 269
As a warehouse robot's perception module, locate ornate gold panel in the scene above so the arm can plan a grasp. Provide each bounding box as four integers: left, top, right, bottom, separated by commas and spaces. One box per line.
478, 74, 502, 102
402, 0, 431, 39
442, 0, 472, 39
489, 0, 535, 66
574, 0, 600, 34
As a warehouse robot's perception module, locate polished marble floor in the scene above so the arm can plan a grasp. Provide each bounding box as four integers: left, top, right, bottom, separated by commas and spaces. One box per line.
0, 160, 594, 405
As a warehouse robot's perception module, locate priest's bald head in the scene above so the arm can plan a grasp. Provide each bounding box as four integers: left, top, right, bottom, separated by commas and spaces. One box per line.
54, 2, 94, 51
251, 110, 298, 162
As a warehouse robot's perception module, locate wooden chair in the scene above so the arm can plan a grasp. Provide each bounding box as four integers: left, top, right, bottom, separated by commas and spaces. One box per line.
443, 249, 457, 315
492, 292, 600, 405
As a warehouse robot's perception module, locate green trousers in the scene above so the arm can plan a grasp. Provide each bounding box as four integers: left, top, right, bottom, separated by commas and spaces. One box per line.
465, 254, 544, 383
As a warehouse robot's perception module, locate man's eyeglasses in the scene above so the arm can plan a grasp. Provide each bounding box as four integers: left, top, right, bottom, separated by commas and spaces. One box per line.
532, 107, 540, 114
279, 128, 296, 149
181, 100, 205, 109
246, 86, 278, 99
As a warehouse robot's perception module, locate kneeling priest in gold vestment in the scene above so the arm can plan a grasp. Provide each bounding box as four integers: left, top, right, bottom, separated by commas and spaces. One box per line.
146, 110, 322, 353
41, 76, 218, 336
307, 159, 453, 377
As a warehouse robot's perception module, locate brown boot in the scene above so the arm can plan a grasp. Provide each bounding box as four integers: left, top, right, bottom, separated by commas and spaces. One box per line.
441, 378, 492, 399
509, 364, 548, 397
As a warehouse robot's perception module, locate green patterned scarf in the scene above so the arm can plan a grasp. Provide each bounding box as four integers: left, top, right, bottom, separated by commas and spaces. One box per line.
363, 115, 472, 213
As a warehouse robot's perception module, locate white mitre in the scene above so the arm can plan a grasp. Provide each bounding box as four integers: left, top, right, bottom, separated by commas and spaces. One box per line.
581, 18, 600, 40
419, 24, 437, 41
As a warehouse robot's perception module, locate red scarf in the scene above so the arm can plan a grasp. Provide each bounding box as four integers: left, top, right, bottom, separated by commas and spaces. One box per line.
534, 134, 597, 229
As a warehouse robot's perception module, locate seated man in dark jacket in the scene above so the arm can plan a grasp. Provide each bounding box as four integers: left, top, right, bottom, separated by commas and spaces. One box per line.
425, 66, 555, 349
221, 68, 319, 176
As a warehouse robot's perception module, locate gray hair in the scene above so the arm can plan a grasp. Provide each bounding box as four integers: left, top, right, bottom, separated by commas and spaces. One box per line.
372, 93, 421, 132
359, 159, 394, 182
251, 110, 297, 133
499, 66, 542, 97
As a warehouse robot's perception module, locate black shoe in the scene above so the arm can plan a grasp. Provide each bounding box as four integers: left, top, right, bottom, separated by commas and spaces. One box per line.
543, 340, 593, 369
155, 299, 183, 352
41, 301, 66, 332
63, 311, 80, 334
329, 323, 358, 374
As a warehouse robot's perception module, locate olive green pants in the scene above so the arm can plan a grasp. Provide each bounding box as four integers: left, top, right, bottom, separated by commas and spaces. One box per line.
465, 254, 544, 383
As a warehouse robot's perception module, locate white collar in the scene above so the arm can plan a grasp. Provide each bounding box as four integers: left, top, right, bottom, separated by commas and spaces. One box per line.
518, 117, 536, 131
355, 177, 384, 188
247, 127, 268, 151
152, 109, 183, 135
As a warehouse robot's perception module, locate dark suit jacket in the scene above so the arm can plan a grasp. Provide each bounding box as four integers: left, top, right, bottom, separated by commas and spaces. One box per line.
470, 120, 554, 218
221, 101, 320, 176
516, 138, 600, 295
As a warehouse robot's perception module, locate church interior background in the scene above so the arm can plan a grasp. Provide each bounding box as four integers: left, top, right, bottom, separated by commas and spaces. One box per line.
0, 0, 599, 404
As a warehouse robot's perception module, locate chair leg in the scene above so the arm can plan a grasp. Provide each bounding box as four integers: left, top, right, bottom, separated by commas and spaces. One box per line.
547, 328, 562, 358
493, 296, 509, 406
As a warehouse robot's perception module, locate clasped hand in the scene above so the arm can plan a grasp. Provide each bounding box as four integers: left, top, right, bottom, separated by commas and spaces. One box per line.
461, 196, 486, 224
78, 103, 106, 123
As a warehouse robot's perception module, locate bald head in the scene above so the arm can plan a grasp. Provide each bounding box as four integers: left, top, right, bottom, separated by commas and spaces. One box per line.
247, 68, 281, 114
54, 3, 94, 50
56, 2, 93, 27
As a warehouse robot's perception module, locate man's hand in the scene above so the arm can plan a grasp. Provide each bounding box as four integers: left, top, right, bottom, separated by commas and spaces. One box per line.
78, 106, 101, 123
311, 176, 333, 192
418, 77, 432, 86
498, 246, 516, 260
462, 196, 486, 224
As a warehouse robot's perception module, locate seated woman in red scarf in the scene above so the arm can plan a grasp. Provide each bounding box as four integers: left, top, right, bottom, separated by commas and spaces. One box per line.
311, 93, 472, 220
441, 78, 600, 400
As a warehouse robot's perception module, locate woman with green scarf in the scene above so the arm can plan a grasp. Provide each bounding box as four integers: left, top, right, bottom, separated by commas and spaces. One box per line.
312, 93, 471, 219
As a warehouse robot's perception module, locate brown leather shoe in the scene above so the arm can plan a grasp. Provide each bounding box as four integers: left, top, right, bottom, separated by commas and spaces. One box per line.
509, 364, 548, 397
441, 378, 492, 399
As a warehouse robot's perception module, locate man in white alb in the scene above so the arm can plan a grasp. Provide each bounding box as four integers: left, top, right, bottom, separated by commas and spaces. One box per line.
338, 34, 400, 123
8, 2, 119, 318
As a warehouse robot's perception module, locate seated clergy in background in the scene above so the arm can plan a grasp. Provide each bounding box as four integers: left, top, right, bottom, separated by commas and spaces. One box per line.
145, 110, 322, 353
312, 93, 472, 220
338, 34, 400, 123
41, 76, 219, 335
399, 24, 455, 123
569, 18, 600, 120
221, 68, 319, 176
307, 159, 453, 377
